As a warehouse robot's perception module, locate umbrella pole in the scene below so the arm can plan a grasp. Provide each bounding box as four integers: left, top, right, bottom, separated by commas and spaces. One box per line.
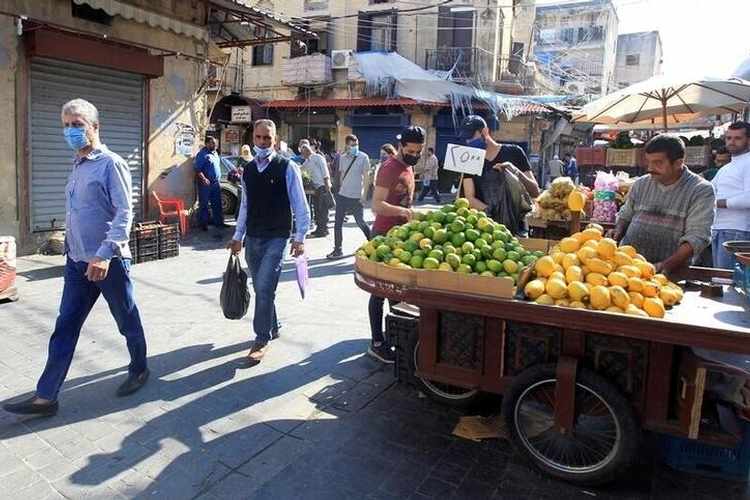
662, 96, 669, 132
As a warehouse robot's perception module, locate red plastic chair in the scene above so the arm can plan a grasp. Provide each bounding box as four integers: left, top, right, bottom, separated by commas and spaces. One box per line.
152, 192, 189, 237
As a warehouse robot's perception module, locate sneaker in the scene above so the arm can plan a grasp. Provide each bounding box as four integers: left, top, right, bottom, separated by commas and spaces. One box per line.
326, 249, 344, 260
3, 396, 58, 417
367, 342, 395, 364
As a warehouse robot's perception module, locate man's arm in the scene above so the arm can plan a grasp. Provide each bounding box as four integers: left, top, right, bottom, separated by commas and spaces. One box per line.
286, 161, 311, 256
717, 165, 750, 209
372, 185, 412, 219
662, 183, 715, 273
229, 177, 249, 253
462, 177, 488, 211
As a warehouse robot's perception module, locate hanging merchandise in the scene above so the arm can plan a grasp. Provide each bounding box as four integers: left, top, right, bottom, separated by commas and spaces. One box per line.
592, 171, 619, 223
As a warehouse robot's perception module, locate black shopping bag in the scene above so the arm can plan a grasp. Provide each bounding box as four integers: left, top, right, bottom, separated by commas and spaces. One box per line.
220, 254, 250, 320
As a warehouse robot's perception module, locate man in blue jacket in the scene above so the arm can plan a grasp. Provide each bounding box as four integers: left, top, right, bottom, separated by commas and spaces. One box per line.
194, 136, 224, 232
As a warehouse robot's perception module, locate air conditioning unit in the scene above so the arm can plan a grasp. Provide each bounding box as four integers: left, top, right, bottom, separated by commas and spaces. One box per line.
331, 49, 353, 69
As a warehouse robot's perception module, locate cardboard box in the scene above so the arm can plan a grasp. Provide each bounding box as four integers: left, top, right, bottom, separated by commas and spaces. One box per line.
519, 237, 553, 253
416, 267, 515, 298
606, 148, 643, 168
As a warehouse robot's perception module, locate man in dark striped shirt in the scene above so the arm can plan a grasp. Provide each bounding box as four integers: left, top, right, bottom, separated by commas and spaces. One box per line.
613, 134, 715, 276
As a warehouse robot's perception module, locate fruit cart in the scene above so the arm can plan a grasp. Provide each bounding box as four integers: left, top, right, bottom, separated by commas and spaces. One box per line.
355, 263, 750, 485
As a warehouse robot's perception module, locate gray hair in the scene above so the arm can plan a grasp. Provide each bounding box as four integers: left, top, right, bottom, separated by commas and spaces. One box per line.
61, 98, 99, 126
254, 119, 276, 133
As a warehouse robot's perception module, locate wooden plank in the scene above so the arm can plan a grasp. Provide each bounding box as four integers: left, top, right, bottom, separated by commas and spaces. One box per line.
562, 330, 585, 358
554, 356, 578, 434
644, 343, 673, 426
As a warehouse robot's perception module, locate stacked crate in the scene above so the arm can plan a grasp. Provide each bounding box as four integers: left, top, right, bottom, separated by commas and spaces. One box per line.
129, 222, 180, 264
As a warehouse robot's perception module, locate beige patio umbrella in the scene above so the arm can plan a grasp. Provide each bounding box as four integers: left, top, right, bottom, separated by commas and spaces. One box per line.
572, 74, 750, 130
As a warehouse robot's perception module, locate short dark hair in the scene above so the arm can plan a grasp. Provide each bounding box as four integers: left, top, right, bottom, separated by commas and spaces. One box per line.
398, 126, 425, 146
644, 134, 685, 162
728, 121, 750, 137
428, 147, 434, 153
345, 134, 358, 144
205, 136, 216, 144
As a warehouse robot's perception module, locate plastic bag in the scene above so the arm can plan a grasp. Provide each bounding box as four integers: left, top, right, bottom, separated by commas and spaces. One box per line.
592, 171, 619, 223
220, 254, 250, 320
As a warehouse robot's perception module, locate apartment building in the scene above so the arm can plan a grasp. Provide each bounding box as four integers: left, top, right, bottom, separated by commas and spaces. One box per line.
613, 31, 663, 89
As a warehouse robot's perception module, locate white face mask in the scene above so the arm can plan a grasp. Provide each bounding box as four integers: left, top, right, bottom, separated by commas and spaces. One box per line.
253, 145, 272, 159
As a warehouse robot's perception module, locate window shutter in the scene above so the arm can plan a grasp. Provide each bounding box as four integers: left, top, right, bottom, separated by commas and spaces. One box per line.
389, 11, 397, 52
357, 12, 372, 51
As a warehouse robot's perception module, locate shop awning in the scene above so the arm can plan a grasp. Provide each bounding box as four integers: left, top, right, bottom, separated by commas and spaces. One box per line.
72, 0, 208, 41
208, 0, 317, 48
264, 98, 446, 109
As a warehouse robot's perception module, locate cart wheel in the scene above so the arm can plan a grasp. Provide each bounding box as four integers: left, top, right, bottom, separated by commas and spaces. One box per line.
502, 363, 639, 485
413, 341, 480, 407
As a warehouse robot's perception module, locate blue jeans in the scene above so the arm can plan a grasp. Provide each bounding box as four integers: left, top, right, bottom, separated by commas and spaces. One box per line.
712, 229, 750, 269
245, 237, 287, 343
36, 257, 147, 401
198, 181, 223, 227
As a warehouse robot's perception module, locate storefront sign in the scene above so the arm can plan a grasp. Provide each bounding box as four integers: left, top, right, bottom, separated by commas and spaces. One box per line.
443, 144, 486, 176
231, 105, 252, 123
222, 127, 241, 145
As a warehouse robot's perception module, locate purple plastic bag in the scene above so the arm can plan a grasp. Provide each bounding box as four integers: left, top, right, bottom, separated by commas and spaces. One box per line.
295, 255, 308, 299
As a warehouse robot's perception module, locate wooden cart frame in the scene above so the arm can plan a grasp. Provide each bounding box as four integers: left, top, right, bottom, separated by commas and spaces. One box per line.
356, 266, 750, 484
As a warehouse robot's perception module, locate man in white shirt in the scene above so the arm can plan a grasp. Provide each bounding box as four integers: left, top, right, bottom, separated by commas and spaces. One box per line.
327, 134, 372, 260
301, 144, 332, 237
417, 147, 441, 203
712, 121, 750, 269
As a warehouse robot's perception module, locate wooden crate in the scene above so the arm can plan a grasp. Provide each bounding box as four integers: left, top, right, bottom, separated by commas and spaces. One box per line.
685, 145, 711, 167
575, 147, 607, 166
606, 148, 644, 168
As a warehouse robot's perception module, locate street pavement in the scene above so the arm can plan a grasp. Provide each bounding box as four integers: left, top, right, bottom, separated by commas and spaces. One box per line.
1, 205, 749, 500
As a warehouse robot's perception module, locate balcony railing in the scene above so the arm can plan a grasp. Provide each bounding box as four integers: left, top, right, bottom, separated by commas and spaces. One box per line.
424, 47, 531, 89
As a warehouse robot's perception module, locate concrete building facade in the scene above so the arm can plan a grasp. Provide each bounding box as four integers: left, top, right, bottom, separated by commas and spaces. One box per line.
613, 31, 662, 89
532, 0, 619, 97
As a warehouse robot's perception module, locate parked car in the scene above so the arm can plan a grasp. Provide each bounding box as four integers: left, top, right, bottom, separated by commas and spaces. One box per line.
219, 156, 242, 216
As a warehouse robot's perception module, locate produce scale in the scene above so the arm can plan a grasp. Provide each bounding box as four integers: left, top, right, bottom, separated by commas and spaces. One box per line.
354, 198, 750, 485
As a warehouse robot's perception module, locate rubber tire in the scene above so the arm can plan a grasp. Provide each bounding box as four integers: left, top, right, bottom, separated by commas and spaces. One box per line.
221, 189, 237, 216
412, 341, 480, 408
502, 363, 640, 486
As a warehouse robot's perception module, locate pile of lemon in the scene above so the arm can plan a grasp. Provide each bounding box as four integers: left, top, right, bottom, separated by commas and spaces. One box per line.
523, 226, 683, 318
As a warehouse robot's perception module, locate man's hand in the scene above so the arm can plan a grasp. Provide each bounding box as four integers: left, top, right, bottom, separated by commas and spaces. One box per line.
85, 257, 110, 282
493, 161, 518, 175
605, 229, 619, 240
290, 241, 305, 257
402, 208, 415, 221
480, 127, 491, 141
227, 239, 242, 255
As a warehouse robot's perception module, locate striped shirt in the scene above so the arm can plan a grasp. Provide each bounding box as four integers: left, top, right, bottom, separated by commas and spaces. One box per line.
618, 168, 715, 264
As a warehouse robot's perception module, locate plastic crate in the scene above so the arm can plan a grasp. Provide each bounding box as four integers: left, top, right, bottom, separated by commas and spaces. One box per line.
386, 313, 419, 385
660, 424, 750, 481
575, 147, 607, 166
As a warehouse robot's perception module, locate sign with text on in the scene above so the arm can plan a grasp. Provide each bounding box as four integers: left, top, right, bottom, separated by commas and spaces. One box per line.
231, 105, 252, 123
444, 144, 486, 176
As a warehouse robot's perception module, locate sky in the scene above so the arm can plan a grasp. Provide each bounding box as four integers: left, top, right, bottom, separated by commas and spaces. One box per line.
539, 0, 750, 77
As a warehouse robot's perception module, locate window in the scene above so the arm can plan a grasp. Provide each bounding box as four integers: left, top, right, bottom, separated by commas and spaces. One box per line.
357, 11, 397, 52
561, 28, 575, 43
71, 1, 112, 25
253, 44, 274, 66
591, 26, 604, 41
626, 54, 640, 66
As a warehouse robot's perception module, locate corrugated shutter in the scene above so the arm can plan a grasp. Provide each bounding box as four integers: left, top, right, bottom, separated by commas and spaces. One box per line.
29, 57, 144, 232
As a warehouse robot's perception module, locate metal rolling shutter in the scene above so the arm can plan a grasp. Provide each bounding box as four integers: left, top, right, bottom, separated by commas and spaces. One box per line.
29, 58, 145, 231
349, 113, 410, 159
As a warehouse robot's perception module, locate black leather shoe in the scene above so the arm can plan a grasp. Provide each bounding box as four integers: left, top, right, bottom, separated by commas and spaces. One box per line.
116, 369, 150, 397
3, 396, 58, 417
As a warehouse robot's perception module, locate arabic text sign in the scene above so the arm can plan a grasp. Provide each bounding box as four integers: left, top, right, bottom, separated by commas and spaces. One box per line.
444, 144, 486, 176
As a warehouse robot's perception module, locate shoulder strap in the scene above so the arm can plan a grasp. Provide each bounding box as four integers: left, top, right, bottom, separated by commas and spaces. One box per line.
341, 154, 359, 183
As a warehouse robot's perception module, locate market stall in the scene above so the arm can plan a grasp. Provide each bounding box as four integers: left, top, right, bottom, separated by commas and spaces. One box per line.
353, 200, 750, 486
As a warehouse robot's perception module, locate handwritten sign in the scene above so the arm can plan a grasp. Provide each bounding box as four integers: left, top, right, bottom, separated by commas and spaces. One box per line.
443, 144, 486, 176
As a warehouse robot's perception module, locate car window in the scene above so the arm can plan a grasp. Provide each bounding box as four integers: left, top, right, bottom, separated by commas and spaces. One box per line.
220, 156, 239, 174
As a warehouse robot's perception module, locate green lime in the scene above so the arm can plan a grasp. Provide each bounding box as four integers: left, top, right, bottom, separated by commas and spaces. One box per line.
376, 244, 391, 258
372, 235, 386, 245
492, 248, 507, 261
419, 238, 433, 251
481, 232, 494, 243
474, 238, 489, 249
450, 220, 465, 233
503, 259, 518, 274
534, 250, 545, 258
433, 229, 448, 244
412, 212, 425, 221
455, 198, 470, 209
443, 244, 456, 254
480, 271, 495, 277
409, 255, 425, 269
428, 249, 444, 262
472, 249, 482, 261
451, 232, 466, 247
456, 207, 470, 218
444, 212, 457, 224
423, 257, 440, 270
424, 226, 435, 239
465, 228, 480, 242
417, 221, 429, 232
398, 250, 412, 264
466, 214, 478, 226
461, 241, 475, 254
446, 253, 461, 269
413, 249, 426, 258
409, 232, 424, 242
474, 261, 487, 273
487, 259, 502, 273
395, 228, 409, 240
457, 263, 472, 274
404, 240, 418, 253
430, 211, 446, 223
441, 204, 456, 213
491, 240, 505, 250
522, 255, 536, 266
481, 246, 494, 259
477, 217, 493, 232
506, 251, 520, 262
462, 253, 476, 267
493, 230, 509, 243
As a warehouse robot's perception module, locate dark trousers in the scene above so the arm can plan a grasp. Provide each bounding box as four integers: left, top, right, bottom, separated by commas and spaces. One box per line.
36, 257, 147, 401
333, 194, 370, 251
418, 180, 440, 203
313, 188, 330, 234
198, 181, 223, 227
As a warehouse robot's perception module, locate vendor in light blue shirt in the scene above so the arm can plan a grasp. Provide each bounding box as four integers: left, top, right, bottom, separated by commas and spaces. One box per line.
3, 98, 149, 418
194, 136, 224, 231
228, 119, 310, 366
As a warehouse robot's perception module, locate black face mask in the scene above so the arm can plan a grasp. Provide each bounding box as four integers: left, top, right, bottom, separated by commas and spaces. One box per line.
402, 153, 421, 166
